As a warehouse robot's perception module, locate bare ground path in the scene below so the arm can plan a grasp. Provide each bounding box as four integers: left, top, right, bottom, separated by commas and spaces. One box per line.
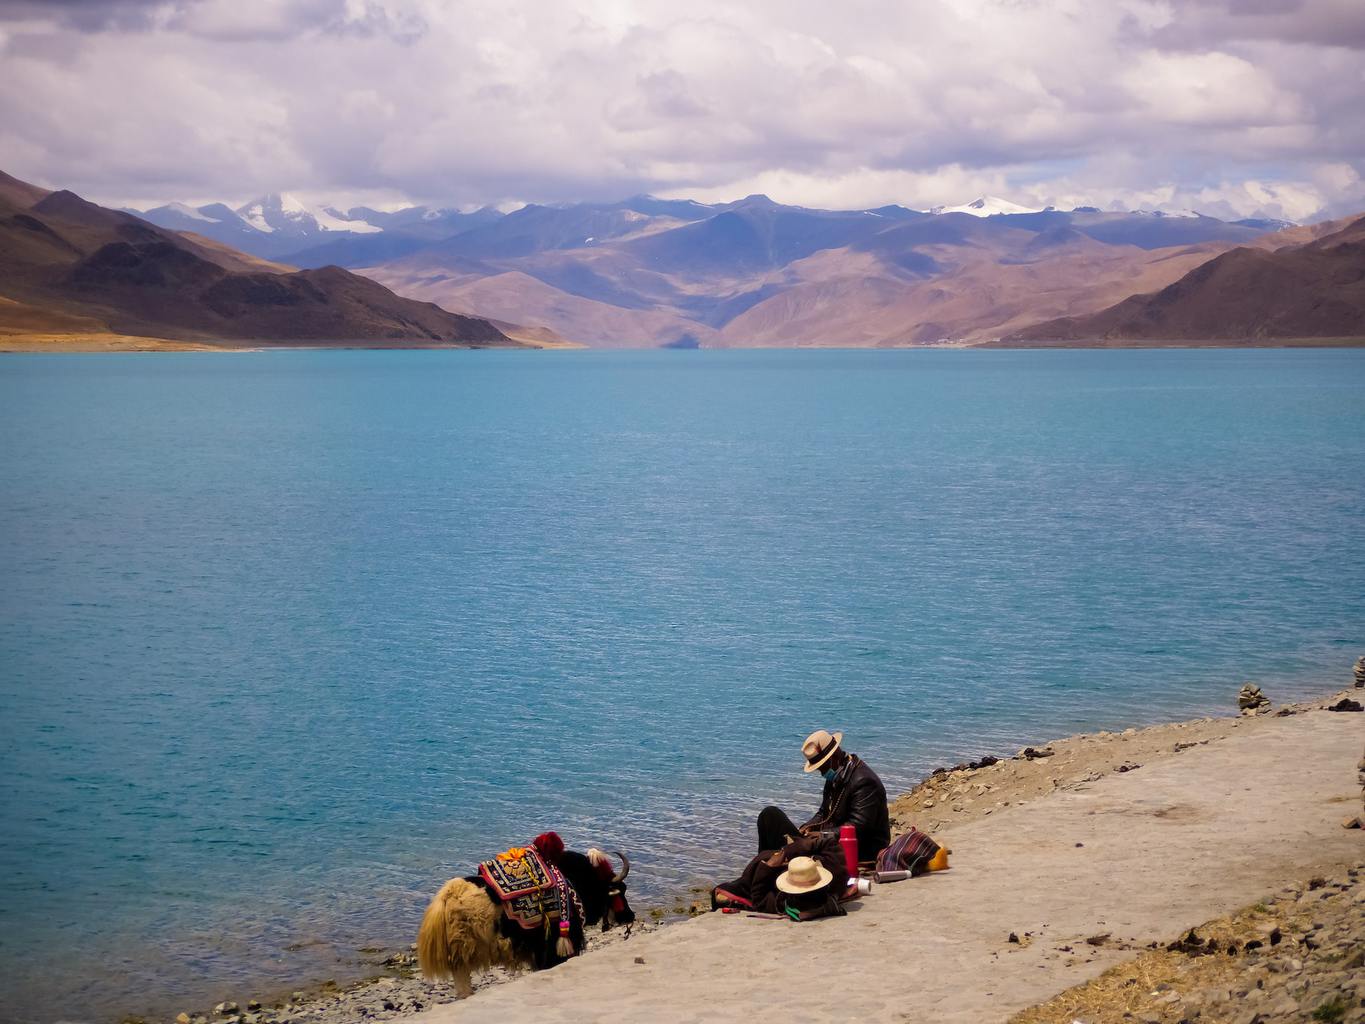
413, 708, 1363, 1024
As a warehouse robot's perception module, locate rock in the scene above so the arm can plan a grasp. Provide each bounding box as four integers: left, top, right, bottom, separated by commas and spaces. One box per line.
1018, 746, 1055, 759
246, 1001, 261, 1012
177, 1015, 191, 1024
214, 1004, 240, 1017
1354, 655, 1365, 687
1326, 697, 1362, 712
634, 956, 646, 964
1116, 762, 1141, 773
1237, 682, 1270, 712
1342, 816, 1362, 829
1086, 933, 1111, 946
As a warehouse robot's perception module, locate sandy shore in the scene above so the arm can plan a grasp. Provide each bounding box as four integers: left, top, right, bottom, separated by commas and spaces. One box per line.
176, 688, 1363, 1024
0, 331, 231, 352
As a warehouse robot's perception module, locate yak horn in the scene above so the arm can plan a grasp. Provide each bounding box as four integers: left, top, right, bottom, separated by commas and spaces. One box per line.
612, 851, 631, 882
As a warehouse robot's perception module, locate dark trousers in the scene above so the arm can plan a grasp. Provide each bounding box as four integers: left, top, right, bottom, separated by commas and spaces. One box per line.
756, 805, 804, 852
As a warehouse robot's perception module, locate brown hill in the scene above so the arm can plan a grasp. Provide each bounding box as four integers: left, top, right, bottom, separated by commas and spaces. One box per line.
0, 169, 50, 208
0, 171, 519, 348
1003, 215, 1365, 344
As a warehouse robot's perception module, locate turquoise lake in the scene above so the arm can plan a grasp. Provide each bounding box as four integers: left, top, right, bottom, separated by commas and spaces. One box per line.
1, 348, 1362, 1022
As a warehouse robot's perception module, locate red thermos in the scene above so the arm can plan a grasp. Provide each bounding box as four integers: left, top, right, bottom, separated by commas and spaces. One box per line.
839, 824, 859, 880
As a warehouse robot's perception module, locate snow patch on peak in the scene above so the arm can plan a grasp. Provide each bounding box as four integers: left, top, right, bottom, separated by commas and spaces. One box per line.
239, 203, 275, 233
314, 205, 382, 233
165, 201, 215, 222
933, 195, 1042, 217
277, 193, 310, 217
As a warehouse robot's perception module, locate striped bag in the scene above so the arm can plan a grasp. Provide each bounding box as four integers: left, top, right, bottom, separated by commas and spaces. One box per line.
875, 827, 940, 875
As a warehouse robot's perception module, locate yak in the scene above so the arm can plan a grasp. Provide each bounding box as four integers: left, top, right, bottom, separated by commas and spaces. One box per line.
417, 841, 634, 996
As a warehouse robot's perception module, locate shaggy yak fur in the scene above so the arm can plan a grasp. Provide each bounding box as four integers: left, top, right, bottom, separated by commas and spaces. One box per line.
417, 848, 633, 996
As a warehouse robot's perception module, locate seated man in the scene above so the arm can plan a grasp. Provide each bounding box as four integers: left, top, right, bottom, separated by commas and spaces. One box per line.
757, 728, 890, 862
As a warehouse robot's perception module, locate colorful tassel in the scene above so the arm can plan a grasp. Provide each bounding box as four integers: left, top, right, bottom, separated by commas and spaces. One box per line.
556, 918, 574, 957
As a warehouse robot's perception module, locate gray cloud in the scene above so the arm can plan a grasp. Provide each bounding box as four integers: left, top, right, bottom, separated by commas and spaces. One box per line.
1, 0, 1362, 220
0, 0, 194, 31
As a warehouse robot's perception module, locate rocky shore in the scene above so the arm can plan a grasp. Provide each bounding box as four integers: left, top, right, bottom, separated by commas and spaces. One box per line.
1014, 867, 1364, 1024
156, 680, 1363, 1024
162, 923, 661, 1024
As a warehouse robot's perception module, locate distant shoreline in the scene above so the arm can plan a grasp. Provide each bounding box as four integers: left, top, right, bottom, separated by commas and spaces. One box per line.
4, 335, 1365, 353
0, 334, 575, 353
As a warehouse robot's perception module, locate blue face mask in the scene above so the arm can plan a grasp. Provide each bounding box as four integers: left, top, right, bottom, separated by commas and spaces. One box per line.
821, 767, 837, 781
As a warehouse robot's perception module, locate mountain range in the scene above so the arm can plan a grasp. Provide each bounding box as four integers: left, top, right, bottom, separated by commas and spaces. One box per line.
0, 171, 521, 348
7, 168, 1362, 350
354, 195, 1318, 348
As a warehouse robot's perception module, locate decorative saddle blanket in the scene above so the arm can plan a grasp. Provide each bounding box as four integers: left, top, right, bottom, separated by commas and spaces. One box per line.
478, 847, 564, 931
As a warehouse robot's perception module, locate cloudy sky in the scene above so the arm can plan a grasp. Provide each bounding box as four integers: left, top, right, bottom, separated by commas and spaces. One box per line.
2, 0, 1363, 220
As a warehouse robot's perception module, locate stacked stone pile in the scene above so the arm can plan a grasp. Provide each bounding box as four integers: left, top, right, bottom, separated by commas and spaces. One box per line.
1354, 655, 1365, 688
1237, 683, 1271, 715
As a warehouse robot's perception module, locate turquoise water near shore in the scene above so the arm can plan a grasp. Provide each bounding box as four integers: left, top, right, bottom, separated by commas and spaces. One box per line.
1, 348, 1362, 1023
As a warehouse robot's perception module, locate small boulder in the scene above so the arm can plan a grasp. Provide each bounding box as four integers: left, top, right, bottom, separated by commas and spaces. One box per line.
1343, 816, 1362, 830
1237, 683, 1270, 713
213, 1004, 239, 1017
1326, 697, 1362, 712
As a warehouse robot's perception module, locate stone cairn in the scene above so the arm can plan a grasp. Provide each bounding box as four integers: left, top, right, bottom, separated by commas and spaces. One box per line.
1354, 655, 1365, 688
1236, 682, 1271, 715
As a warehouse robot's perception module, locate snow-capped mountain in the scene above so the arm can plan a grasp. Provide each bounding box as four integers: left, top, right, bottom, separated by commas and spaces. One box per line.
133, 194, 505, 264
234, 193, 383, 236
932, 195, 1045, 217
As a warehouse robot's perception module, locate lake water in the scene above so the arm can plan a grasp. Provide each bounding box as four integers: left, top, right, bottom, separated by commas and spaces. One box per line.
1, 349, 1362, 1023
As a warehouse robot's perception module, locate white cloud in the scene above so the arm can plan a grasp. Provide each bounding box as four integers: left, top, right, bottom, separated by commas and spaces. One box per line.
0, 0, 1361, 221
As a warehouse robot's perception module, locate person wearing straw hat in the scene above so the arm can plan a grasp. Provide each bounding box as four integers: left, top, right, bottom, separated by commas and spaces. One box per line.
711, 835, 850, 919
755, 728, 890, 862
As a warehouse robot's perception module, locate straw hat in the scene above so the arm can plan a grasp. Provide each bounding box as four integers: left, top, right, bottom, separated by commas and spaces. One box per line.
802, 729, 843, 773
776, 856, 834, 894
